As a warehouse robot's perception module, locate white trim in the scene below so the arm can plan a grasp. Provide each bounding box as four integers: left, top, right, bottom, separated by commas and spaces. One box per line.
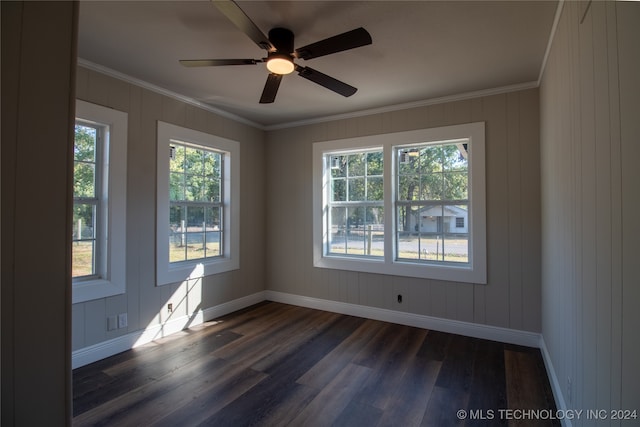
265, 291, 540, 348
537, 0, 565, 86
73, 100, 128, 304
78, 58, 263, 130
266, 81, 537, 131
156, 121, 241, 286
72, 291, 266, 369
539, 336, 572, 427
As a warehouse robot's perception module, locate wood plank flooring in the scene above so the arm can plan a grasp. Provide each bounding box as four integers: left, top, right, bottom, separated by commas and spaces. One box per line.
73, 302, 559, 426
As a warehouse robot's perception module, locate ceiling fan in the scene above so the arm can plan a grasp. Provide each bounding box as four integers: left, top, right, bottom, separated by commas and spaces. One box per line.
180, 0, 372, 104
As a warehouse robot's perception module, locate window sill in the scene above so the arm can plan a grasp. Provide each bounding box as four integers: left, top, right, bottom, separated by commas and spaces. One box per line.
72, 277, 125, 304
157, 257, 240, 286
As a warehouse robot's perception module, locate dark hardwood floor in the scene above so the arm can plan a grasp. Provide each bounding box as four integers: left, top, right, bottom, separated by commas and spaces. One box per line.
73, 302, 559, 426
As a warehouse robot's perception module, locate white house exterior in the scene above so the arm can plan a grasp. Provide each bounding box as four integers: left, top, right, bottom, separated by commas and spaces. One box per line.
407, 205, 468, 234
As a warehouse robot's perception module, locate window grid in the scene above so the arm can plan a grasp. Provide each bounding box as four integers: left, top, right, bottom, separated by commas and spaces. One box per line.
168, 141, 224, 264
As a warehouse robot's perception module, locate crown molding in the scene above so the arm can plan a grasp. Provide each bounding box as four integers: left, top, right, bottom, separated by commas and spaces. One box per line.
537, 0, 565, 86
265, 80, 539, 131
77, 58, 265, 129
79, 58, 539, 133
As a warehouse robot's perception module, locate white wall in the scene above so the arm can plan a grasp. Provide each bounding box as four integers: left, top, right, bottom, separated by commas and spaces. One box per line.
540, 1, 640, 421
266, 88, 542, 332
71, 67, 267, 354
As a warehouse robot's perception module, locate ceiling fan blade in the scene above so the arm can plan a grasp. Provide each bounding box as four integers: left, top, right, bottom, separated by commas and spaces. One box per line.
259, 73, 282, 103
179, 59, 261, 67
212, 0, 274, 51
295, 27, 372, 60
296, 66, 357, 97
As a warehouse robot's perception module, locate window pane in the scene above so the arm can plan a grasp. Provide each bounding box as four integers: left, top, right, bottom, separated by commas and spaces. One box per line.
205, 206, 221, 230
170, 145, 185, 172
203, 151, 220, 178
185, 174, 204, 201
444, 172, 468, 200
169, 172, 185, 201
329, 206, 347, 254
205, 231, 221, 257
72, 241, 95, 278
184, 147, 204, 175
332, 178, 346, 202
186, 206, 204, 229
346, 206, 365, 255
74, 125, 96, 162
205, 178, 221, 202
73, 203, 95, 240
366, 207, 384, 257
72, 202, 96, 278
366, 177, 383, 201
442, 144, 468, 171
420, 173, 444, 200
367, 151, 383, 175
186, 233, 206, 260
330, 155, 346, 178
398, 175, 419, 201
169, 205, 186, 262
443, 234, 469, 263
74, 162, 95, 198
348, 153, 366, 177
348, 177, 365, 201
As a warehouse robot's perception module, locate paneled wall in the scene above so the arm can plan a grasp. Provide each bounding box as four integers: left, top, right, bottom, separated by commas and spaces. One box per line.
71, 67, 266, 351
1, 2, 76, 424
540, 0, 640, 419
266, 88, 541, 332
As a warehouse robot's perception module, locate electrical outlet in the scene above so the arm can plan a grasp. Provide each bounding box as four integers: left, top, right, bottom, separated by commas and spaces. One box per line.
107, 315, 117, 331
168, 303, 173, 313
397, 294, 403, 303
118, 313, 128, 329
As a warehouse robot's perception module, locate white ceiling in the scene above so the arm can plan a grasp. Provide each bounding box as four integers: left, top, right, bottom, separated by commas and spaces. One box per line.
78, 1, 558, 128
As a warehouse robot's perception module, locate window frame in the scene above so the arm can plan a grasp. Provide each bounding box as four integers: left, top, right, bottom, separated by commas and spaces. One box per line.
73, 100, 128, 304
312, 122, 486, 284
156, 121, 240, 286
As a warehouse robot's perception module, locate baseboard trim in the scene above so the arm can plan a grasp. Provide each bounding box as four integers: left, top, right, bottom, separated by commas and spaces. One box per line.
539, 336, 571, 427
264, 290, 541, 348
73, 289, 542, 369
72, 291, 266, 369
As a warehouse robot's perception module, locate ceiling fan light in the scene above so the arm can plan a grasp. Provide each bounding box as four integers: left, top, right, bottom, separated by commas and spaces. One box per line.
266, 56, 294, 75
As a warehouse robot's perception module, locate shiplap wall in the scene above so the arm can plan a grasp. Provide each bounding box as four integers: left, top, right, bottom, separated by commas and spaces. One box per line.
266, 88, 541, 332
2, 2, 76, 424
540, 0, 640, 420
71, 67, 266, 351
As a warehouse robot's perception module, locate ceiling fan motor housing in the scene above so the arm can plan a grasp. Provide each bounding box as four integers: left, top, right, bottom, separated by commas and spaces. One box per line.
268, 27, 295, 53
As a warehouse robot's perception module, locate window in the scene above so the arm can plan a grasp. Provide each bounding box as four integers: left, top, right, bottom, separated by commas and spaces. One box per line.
157, 122, 240, 286
313, 122, 486, 284
168, 143, 223, 263
72, 122, 101, 278
326, 149, 384, 257
395, 141, 470, 264
72, 100, 127, 303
